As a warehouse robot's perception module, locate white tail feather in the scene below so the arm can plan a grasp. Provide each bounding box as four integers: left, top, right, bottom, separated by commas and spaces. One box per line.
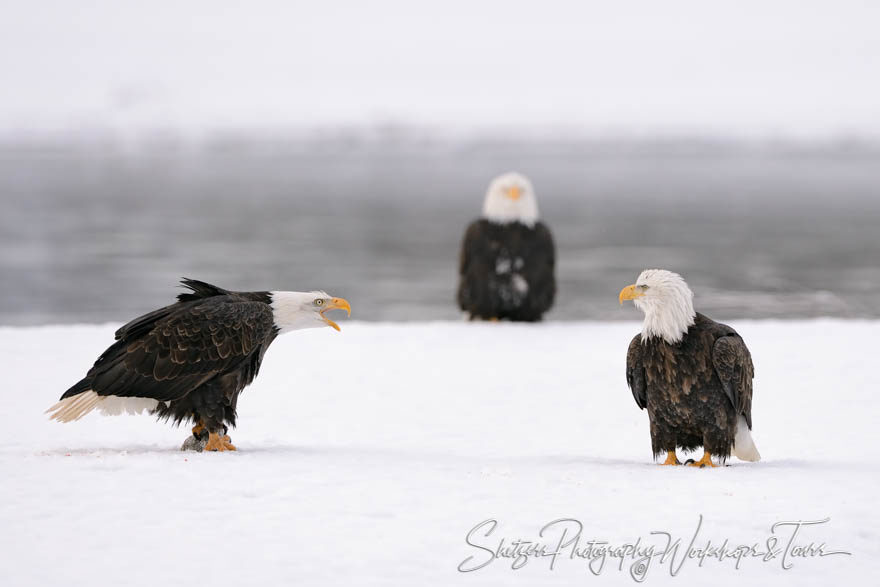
733, 415, 761, 462
96, 396, 160, 416
46, 391, 101, 422
46, 391, 159, 423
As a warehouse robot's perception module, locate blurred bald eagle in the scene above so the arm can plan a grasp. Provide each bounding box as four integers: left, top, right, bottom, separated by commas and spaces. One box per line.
619, 270, 760, 467
457, 172, 556, 321
47, 279, 351, 451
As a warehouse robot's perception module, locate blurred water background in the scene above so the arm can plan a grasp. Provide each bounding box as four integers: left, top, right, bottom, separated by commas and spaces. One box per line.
4, 2, 880, 324
2, 134, 878, 325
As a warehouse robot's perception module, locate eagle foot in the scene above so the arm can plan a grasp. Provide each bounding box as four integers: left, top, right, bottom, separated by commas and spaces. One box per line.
685, 452, 717, 468
203, 431, 236, 452
660, 451, 681, 466
181, 427, 233, 452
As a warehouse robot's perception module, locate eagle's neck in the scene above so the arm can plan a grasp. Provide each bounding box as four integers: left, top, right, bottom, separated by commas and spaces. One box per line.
641, 312, 695, 344
482, 197, 539, 227
638, 294, 696, 344
269, 291, 324, 334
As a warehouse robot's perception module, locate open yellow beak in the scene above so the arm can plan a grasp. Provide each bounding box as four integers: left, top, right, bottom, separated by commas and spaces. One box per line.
618, 284, 643, 305
506, 186, 521, 200
320, 297, 351, 331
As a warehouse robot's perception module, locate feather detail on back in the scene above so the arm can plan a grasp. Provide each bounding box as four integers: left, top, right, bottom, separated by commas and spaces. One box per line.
176, 278, 229, 302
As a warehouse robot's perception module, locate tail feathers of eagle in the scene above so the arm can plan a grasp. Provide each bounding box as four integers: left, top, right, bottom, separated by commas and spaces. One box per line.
46, 390, 159, 423
733, 415, 761, 462
45, 390, 103, 422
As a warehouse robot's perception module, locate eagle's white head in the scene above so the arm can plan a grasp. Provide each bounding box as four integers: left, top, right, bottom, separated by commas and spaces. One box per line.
619, 269, 696, 344
481, 172, 539, 227
269, 291, 351, 334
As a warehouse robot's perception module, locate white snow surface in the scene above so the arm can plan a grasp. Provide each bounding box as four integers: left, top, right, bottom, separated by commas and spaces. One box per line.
0, 320, 876, 586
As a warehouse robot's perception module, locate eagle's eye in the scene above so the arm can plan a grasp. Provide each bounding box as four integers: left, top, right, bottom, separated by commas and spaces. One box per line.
315, 299, 324, 306
640, 285, 650, 291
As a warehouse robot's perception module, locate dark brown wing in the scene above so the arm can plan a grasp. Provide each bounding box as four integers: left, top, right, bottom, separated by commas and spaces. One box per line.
523, 221, 556, 315
626, 334, 647, 409
113, 279, 230, 341
457, 220, 485, 312
712, 334, 755, 427
85, 298, 276, 403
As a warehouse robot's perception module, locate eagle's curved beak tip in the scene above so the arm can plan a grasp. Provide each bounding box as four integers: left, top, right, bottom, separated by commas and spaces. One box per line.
321, 297, 351, 331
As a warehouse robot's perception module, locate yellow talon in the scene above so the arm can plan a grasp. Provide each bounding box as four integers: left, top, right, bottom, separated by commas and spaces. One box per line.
660, 451, 681, 466
687, 451, 717, 468
204, 431, 237, 452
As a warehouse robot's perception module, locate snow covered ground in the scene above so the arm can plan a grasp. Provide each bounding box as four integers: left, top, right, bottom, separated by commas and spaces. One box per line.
0, 320, 876, 586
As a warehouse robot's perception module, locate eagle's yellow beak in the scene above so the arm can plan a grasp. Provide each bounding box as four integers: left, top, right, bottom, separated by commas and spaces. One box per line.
506, 186, 521, 200
321, 297, 351, 331
619, 284, 643, 305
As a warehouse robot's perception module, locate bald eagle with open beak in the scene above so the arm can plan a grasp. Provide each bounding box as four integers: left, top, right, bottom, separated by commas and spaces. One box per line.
619, 270, 760, 467
457, 172, 556, 321
46, 279, 351, 451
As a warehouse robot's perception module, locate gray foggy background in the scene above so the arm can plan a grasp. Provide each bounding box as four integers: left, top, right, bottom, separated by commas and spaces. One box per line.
2, 1, 879, 324
2, 136, 878, 324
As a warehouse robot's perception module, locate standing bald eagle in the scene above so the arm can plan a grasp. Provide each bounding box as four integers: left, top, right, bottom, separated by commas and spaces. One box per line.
46, 279, 351, 451
619, 270, 760, 466
457, 172, 556, 321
